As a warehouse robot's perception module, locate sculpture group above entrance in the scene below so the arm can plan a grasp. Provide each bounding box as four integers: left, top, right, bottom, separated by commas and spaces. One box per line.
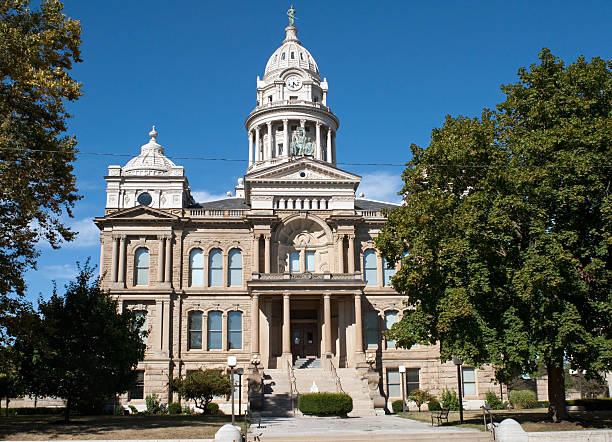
290, 127, 315, 156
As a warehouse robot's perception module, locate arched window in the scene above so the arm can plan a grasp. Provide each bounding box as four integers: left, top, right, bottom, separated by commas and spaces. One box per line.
228, 311, 242, 349
228, 249, 242, 286
281, 52, 286, 60
305, 251, 315, 272
290, 252, 300, 273
208, 311, 222, 350
188, 311, 202, 350
383, 257, 396, 287
366, 311, 379, 349
384, 310, 398, 349
364, 250, 377, 286
291, 51, 295, 59
134, 248, 149, 286
189, 249, 204, 286
208, 249, 223, 287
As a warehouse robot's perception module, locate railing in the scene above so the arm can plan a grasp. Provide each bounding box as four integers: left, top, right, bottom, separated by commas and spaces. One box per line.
254, 272, 361, 281
186, 208, 246, 218
250, 99, 333, 114
287, 359, 299, 414
356, 210, 385, 218
329, 359, 345, 394
481, 405, 496, 439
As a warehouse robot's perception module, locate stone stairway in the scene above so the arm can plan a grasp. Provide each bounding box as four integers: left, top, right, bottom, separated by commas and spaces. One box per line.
261, 366, 376, 417
294, 357, 321, 369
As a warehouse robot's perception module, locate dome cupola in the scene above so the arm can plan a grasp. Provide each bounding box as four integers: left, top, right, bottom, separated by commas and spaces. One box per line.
123, 126, 177, 176
264, 25, 319, 79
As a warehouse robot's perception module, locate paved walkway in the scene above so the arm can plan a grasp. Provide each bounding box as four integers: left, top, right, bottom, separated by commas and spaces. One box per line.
248, 415, 490, 441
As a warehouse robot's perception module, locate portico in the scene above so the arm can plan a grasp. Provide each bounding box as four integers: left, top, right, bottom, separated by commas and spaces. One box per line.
248, 274, 366, 369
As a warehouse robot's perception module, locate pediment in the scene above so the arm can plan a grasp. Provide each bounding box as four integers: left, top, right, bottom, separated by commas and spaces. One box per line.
102, 206, 180, 221
246, 158, 361, 183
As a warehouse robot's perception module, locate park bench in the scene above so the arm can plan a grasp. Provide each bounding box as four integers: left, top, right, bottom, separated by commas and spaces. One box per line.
430, 407, 450, 426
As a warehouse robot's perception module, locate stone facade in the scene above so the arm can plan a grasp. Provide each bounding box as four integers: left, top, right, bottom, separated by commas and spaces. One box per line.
94, 17, 504, 411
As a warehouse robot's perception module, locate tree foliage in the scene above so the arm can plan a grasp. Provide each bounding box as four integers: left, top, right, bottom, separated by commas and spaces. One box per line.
0, 0, 82, 335
376, 49, 611, 422
10, 261, 146, 422
171, 369, 232, 413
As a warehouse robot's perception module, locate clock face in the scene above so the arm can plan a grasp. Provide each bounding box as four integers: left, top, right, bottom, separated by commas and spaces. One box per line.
285, 75, 302, 91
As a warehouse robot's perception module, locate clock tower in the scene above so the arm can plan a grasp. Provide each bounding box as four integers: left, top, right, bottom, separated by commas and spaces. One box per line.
244, 20, 339, 171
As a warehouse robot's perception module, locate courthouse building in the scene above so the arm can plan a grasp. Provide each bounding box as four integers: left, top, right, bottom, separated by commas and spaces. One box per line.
95, 15, 501, 412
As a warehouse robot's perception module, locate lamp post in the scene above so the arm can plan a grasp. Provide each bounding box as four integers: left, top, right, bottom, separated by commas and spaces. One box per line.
399, 365, 407, 412
236, 368, 244, 417
227, 356, 237, 426
452, 356, 464, 424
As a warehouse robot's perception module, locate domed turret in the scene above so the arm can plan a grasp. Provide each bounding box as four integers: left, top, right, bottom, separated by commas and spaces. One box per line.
123, 126, 177, 176
264, 26, 319, 79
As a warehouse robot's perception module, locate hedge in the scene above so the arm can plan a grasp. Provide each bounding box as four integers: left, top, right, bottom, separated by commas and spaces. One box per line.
567, 398, 612, 411
391, 399, 404, 413
298, 393, 353, 416
1, 407, 65, 416
508, 390, 538, 409
167, 402, 182, 414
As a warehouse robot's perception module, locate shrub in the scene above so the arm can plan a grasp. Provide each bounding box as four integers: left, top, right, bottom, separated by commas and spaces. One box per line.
167, 402, 182, 414
182, 404, 191, 414
485, 391, 506, 410
298, 393, 353, 416
128, 404, 138, 414
391, 399, 404, 413
408, 389, 435, 411
508, 390, 538, 409
205, 402, 220, 415
567, 398, 612, 411
170, 369, 232, 413
440, 389, 460, 411
428, 399, 441, 411
145, 393, 163, 414
538, 400, 549, 408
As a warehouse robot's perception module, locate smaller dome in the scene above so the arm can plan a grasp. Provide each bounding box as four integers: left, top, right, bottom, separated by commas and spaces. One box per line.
264, 26, 318, 77
123, 126, 177, 176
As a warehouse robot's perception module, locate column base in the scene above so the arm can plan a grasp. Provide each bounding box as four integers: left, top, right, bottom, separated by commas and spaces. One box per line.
279, 352, 293, 369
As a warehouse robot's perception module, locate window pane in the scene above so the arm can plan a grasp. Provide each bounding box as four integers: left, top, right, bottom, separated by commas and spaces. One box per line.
208, 331, 222, 350
366, 311, 378, 349
290, 252, 300, 273
462, 368, 476, 396
365, 269, 377, 286
406, 368, 419, 384
190, 249, 204, 268
191, 268, 204, 286
209, 249, 222, 267
229, 268, 242, 286
463, 368, 475, 382
306, 252, 315, 272
208, 311, 222, 331
385, 311, 398, 349
136, 268, 148, 286
383, 258, 396, 286
387, 370, 400, 397
136, 248, 149, 267
129, 370, 145, 400
209, 268, 222, 286
229, 331, 242, 349
188, 312, 202, 331
228, 311, 242, 330
229, 249, 242, 267
189, 331, 202, 349
364, 250, 376, 268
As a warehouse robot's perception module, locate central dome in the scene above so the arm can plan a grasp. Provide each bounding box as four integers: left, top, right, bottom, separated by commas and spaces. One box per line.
264, 26, 319, 78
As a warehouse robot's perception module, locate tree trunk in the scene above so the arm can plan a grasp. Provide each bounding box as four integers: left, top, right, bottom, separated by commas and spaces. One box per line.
546, 359, 568, 422
64, 397, 71, 423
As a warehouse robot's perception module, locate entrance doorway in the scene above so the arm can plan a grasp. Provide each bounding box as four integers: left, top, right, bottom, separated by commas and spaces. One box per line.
291, 323, 318, 359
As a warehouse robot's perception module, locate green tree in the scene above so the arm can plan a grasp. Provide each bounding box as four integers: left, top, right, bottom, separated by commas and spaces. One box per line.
171, 369, 232, 413
407, 389, 434, 412
376, 50, 611, 422
0, 346, 22, 416
0, 0, 82, 337
10, 261, 146, 422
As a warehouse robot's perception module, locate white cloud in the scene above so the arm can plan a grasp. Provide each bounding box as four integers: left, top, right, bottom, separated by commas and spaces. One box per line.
358, 171, 403, 203
41, 264, 78, 280
192, 189, 230, 203
35, 217, 99, 250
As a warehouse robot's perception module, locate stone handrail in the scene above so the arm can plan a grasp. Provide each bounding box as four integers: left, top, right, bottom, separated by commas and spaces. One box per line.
287, 359, 299, 413
254, 272, 361, 281
251, 99, 333, 115
356, 210, 385, 218
186, 209, 246, 218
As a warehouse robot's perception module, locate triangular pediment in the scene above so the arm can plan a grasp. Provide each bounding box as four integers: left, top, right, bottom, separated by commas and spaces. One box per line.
246, 158, 361, 183
101, 205, 180, 221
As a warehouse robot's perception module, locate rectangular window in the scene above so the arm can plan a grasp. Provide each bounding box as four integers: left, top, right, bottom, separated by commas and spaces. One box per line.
278, 143, 283, 155
387, 369, 401, 398
406, 368, 420, 394
188, 311, 202, 350
129, 370, 144, 400
384, 311, 398, 349
228, 311, 242, 350
208, 311, 222, 350
305, 251, 315, 272
365, 311, 379, 349
462, 368, 476, 396
290, 252, 300, 273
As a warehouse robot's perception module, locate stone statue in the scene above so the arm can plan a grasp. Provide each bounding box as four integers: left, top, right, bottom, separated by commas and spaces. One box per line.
287, 5, 296, 26
290, 127, 314, 156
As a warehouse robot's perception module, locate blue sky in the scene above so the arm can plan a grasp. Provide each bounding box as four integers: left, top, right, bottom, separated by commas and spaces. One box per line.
24, 0, 611, 300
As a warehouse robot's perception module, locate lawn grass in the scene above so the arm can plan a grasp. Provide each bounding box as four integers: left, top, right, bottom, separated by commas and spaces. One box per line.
0, 413, 248, 440
397, 409, 612, 432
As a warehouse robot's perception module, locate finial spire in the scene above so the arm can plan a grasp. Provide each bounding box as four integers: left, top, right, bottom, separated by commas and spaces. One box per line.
149, 125, 158, 141
287, 5, 296, 26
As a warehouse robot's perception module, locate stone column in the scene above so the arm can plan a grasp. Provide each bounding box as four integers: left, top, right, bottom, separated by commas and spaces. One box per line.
223, 251, 229, 287
354, 293, 364, 354
283, 119, 289, 158
324, 294, 332, 357
118, 236, 126, 286
162, 299, 170, 354
326, 128, 332, 163
332, 131, 336, 164
157, 236, 165, 283
222, 312, 228, 351
315, 122, 321, 160
164, 235, 172, 285
253, 235, 260, 273
255, 126, 261, 162
282, 293, 291, 355
299, 249, 305, 273
266, 121, 273, 160
248, 131, 253, 167
264, 234, 271, 274
377, 253, 384, 288
347, 235, 355, 274
251, 294, 260, 354
156, 299, 164, 351
111, 236, 119, 282
337, 235, 344, 273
